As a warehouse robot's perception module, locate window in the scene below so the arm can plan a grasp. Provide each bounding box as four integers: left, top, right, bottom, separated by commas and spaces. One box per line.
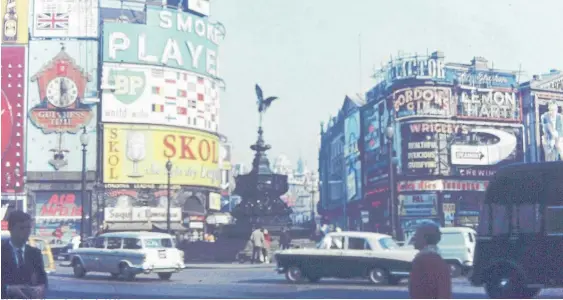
107, 237, 122, 249
546, 206, 563, 235
467, 232, 474, 243
123, 238, 142, 250
143, 238, 175, 248
348, 237, 369, 250
478, 204, 510, 235
512, 204, 541, 233
440, 233, 465, 246
378, 237, 399, 249
94, 238, 105, 249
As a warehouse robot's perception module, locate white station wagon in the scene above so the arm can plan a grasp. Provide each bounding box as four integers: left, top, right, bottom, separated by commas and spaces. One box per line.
69, 231, 185, 281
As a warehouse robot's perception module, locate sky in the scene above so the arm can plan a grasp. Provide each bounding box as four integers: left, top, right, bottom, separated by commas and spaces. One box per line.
209, 0, 563, 172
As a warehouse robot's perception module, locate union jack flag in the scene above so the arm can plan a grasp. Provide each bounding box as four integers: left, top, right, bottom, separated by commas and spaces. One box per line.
36, 13, 69, 30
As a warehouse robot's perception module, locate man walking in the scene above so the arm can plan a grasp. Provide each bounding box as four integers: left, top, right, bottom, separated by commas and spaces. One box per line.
249, 225, 264, 264
409, 222, 452, 299
279, 227, 291, 250
1, 210, 48, 299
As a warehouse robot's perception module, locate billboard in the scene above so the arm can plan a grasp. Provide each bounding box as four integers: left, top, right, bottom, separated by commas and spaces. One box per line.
400, 122, 447, 177
101, 63, 219, 132
344, 111, 361, 202
456, 87, 521, 122
1, 0, 29, 43
103, 124, 221, 187
537, 99, 563, 162
392, 86, 453, 120
446, 68, 517, 88
34, 191, 84, 245
1, 46, 26, 192
398, 194, 438, 217
31, 0, 99, 38
362, 101, 387, 188
103, 7, 219, 78
26, 41, 98, 172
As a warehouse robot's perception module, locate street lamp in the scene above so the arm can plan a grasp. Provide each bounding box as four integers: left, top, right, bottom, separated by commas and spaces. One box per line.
79, 127, 89, 244
165, 158, 173, 234
386, 122, 397, 239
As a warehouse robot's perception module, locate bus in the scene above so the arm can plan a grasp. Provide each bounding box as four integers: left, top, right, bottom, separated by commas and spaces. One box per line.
470, 161, 563, 298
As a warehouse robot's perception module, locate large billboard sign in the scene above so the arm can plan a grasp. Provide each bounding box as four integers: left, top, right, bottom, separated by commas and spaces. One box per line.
101, 63, 219, 132
1, 46, 26, 193
103, 124, 221, 187
103, 7, 219, 78
1, 0, 29, 43
538, 98, 563, 162
26, 41, 98, 172
385, 55, 446, 82
362, 101, 388, 188
400, 122, 449, 177
344, 111, 361, 202
398, 194, 438, 218
32, 0, 99, 38
446, 68, 517, 88
456, 87, 521, 122
34, 191, 85, 245
392, 86, 453, 119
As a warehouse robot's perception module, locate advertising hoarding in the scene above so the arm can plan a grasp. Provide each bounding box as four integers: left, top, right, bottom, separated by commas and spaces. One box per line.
209, 192, 221, 210
101, 63, 219, 132
392, 86, 453, 119
362, 101, 387, 188
1, 0, 29, 43
104, 207, 182, 222
344, 111, 361, 202
103, 188, 184, 209
103, 124, 221, 187
537, 99, 563, 162
456, 87, 521, 122
103, 7, 219, 78
34, 191, 84, 245
446, 68, 517, 88
400, 122, 446, 177
34, 218, 81, 245
26, 41, 98, 172
398, 194, 438, 217
32, 0, 98, 38
1, 46, 26, 192
385, 55, 446, 82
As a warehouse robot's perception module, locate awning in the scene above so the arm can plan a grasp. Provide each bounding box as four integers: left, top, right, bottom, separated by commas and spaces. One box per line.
104, 222, 152, 232
152, 223, 189, 232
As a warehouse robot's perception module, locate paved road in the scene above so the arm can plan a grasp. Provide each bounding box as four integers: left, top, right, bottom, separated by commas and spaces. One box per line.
46, 263, 563, 299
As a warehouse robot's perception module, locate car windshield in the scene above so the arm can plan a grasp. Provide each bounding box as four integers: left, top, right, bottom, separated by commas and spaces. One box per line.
439, 233, 466, 246
143, 238, 175, 248
378, 237, 399, 249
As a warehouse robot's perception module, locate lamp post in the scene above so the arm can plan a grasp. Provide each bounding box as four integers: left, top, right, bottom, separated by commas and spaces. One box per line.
305, 173, 318, 229
385, 122, 397, 239
165, 158, 173, 234
79, 127, 89, 244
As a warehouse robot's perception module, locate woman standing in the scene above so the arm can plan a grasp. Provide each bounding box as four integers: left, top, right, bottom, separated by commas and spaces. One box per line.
262, 229, 271, 263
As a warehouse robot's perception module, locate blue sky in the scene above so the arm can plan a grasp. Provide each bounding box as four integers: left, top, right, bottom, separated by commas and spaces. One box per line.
209, 0, 563, 171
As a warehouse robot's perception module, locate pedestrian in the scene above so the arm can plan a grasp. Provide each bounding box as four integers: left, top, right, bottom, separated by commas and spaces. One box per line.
409, 222, 452, 299
262, 229, 271, 263
279, 227, 292, 250
249, 225, 264, 264
1, 210, 48, 299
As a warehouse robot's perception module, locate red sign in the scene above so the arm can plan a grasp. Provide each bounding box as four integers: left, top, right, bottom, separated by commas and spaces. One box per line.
397, 180, 489, 192
36, 192, 83, 217
28, 47, 93, 134
1, 46, 25, 193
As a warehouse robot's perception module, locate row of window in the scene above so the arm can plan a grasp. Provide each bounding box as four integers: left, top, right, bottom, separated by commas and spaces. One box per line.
84, 237, 175, 250
478, 204, 563, 235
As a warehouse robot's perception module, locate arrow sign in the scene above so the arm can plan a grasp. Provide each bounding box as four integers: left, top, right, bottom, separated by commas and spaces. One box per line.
451, 128, 517, 166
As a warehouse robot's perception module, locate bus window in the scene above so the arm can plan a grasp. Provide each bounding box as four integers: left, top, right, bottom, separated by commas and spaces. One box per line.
512, 204, 541, 233
546, 206, 563, 235
478, 204, 510, 236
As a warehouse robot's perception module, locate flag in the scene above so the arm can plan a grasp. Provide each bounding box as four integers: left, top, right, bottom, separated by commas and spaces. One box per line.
177, 90, 187, 97
152, 87, 161, 95
152, 104, 164, 112
197, 93, 204, 101
36, 13, 69, 30
177, 107, 187, 115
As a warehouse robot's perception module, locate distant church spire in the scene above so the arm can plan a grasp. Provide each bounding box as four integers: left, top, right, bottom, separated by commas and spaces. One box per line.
296, 156, 304, 175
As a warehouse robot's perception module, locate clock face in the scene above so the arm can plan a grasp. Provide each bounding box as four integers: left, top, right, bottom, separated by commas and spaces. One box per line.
46, 77, 79, 108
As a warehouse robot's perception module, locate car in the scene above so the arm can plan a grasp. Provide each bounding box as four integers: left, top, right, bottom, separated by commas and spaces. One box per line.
68, 231, 185, 281
403, 227, 477, 277
274, 231, 418, 285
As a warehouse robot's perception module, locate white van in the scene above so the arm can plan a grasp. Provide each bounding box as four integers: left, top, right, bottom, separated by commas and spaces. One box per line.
404, 227, 477, 277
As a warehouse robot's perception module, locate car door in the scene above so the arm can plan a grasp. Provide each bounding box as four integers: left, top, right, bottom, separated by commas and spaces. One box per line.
103, 237, 123, 273
340, 237, 372, 277
86, 237, 106, 272
313, 235, 345, 277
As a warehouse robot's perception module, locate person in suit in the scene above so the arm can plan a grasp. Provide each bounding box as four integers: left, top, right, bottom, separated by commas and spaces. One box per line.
541, 100, 563, 161
1, 210, 48, 299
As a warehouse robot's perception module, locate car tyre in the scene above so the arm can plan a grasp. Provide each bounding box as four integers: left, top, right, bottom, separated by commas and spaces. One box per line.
449, 263, 462, 278
485, 267, 537, 299
72, 259, 86, 278
285, 266, 304, 283
368, 267, 389, 285
158, 272, 173, 280
119, 263, 136, 281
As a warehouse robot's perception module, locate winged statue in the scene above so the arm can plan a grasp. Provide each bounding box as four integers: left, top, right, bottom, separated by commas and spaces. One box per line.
255, 84, 279, 128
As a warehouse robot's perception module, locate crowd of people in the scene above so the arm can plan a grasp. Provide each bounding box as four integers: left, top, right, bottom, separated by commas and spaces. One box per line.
248, 226, 292, 264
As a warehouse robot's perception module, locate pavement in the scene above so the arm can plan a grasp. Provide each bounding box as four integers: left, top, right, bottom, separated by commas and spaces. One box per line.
46, 263, 563, 299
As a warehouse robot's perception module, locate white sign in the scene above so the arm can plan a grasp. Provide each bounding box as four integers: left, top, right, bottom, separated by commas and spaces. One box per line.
459, 89, 520, 121
451, 128, 517, 166
32, 0, 99, 38
189, 221, 204, 229
398, 180, 489, 192
101, 63, 220, 133
399, 194, 438, 217
104, 207, 182, 222
361, 210, 369, 223
388, 57, 446, 81
208, 192, 221, 211
187, 0, 210, 16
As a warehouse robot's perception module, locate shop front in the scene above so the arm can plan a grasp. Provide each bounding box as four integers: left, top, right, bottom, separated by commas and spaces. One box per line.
104, 206, 185, 233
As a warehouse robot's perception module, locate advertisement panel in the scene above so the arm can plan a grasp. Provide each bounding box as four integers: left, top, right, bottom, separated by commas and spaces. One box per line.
400, 122, 446, 177
103, 7, 219, 78
1, 46, 26, 192
27, 41, 98, 171
456, 87, 521, 122
385, 55, 446, 82
362, 101, 387, 188
103, 124, 221, 187
1, 0, 29, 43
344, 111, 361, 201
34, 191, 84, 245
446, 68, 517, 88
398, 194, 438, 217
31, 0, 98, 38
104, 207, 182, 222
209, 192, 221, 210
103, 188, 184, 209
101, 63, 219, 132
34, 218, 81, 245
392, 86, 453, 119
537, 99, 563, 162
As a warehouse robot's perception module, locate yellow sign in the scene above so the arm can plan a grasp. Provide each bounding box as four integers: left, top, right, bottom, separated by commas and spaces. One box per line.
103, 124, 221, 187
1, 0, 29, 44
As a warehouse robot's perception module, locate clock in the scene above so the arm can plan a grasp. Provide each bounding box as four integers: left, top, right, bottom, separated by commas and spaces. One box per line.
46, 77, 78, 108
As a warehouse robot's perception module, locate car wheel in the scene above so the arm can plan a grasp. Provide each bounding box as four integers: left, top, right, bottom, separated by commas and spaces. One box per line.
307, 275, 321, 283
119, 263, 136, 281
285, 266, 304, 283
72, 260, 86, 278
449, 263, 462, 278
368, 267, 389, 285
158, 272, 173, 280
485, 267, 532, 299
